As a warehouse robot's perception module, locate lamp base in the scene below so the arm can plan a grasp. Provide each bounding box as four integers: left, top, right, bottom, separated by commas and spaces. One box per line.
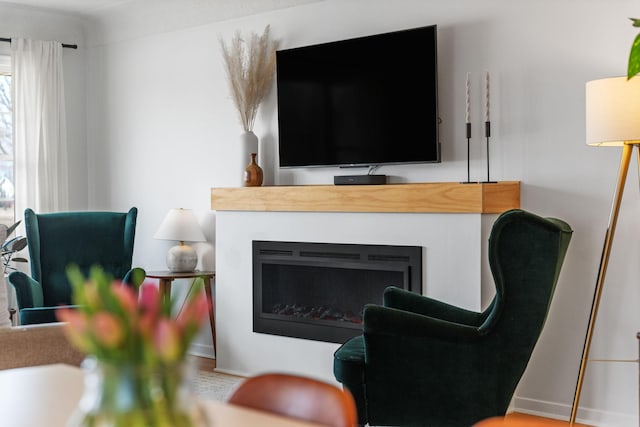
166, 244, 198, 273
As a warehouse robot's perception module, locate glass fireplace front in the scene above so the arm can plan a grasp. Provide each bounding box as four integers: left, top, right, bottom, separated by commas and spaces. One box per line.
253, 240, 422, 343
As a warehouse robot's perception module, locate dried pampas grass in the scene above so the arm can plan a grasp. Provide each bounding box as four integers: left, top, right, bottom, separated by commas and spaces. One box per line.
220, 25, 278, 132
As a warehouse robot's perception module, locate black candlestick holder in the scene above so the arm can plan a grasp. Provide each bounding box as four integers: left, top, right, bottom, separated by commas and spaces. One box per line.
483, 121, 496, 183
462, 122, 476, 184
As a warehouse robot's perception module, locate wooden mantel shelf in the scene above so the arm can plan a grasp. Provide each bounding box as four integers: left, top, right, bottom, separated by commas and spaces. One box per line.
210, 181, 520, 214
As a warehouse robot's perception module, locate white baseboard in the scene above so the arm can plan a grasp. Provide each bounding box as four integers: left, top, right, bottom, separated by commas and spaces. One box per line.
188, 343, 248, 377
213, 367, 249, 377
513, 395, 637, 427
189, 342, 214, 359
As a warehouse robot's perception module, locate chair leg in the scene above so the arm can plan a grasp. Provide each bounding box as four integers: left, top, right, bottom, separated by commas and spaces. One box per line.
342, 383, 367, 426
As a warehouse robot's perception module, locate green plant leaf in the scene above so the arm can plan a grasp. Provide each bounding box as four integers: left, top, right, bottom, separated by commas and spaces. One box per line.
129, 268, 145, 289
631, 17, 640, 27
628, 32, 640, 79
5, 220, 20, 237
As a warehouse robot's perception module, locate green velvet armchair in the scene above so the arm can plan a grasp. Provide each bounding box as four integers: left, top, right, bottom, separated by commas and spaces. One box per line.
8, 208, 143, 325
333, 209, 573, 427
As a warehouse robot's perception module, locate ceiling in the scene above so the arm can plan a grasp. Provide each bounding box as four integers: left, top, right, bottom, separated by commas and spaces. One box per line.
2, 0, 322, 45
2, 0, 321, 17
1, 0, 133, 15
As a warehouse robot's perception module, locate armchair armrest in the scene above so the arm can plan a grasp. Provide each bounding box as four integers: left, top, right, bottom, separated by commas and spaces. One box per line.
383, 286, 487, 327
0, 323, 85, 370
364, 304, 480, 341
7, 271, 43, 310
20, 306, 72, 325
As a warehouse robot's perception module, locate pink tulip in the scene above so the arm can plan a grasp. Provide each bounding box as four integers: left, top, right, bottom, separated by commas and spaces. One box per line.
62, 269, 208, 365
177, 293, 208, 330
139, 281, 160, 314
92, 312, 125, 349
111, 283, 137, 315
56, 307, 93, 353
153, 318, 182, 363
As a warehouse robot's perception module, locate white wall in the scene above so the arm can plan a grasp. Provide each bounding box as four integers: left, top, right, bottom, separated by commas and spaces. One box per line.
7, 0, 640, 424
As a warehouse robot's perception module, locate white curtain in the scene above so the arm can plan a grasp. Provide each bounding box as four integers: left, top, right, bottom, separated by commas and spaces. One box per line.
11, 38, 68, 215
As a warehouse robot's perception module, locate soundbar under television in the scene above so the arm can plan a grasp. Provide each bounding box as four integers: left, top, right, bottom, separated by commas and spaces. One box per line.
276, 25, 439, 169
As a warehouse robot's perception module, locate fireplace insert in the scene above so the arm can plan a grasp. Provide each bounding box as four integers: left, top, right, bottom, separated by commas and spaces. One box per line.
253, 240, 422, 343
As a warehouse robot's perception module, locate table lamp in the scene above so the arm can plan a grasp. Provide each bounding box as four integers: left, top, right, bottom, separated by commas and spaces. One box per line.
154, 208, 206, 273
570, 76, 640, 424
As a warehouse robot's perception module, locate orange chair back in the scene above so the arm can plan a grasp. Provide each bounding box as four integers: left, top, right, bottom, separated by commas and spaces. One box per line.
227, 373, 358, 427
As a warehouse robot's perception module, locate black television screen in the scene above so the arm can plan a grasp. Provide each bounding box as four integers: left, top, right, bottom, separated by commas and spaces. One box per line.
276, 25, 439, 168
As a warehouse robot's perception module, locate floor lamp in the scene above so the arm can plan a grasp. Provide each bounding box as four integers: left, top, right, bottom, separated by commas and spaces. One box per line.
570, 76, 640, 424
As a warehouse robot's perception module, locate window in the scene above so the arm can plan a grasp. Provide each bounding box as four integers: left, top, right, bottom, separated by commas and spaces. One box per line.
0, 56, 14, 227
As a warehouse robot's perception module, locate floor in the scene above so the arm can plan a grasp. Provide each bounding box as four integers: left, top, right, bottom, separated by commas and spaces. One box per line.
194, 355, 217, 372
193, 357, 589, 426
502, 413, 590, 426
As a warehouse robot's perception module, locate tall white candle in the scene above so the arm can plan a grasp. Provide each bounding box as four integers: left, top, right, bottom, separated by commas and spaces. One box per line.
466, 72, 471, 124
485, 71, 490, 122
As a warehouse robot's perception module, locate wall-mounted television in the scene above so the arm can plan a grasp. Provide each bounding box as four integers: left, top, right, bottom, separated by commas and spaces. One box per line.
276, 25, 439, 169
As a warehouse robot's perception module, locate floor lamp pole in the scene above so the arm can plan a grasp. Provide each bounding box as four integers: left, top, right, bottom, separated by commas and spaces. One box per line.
570, 143, 636, 424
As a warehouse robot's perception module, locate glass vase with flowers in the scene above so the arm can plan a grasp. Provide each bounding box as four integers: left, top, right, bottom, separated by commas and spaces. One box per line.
57, 266, 211, 427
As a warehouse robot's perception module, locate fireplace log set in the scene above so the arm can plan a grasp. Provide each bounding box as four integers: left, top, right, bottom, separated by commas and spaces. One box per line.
270, 303, 363, 324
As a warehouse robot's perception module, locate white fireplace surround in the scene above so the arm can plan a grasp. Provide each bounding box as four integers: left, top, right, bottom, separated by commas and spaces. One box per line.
214, 209, 498, 383
211, 182, 519, 382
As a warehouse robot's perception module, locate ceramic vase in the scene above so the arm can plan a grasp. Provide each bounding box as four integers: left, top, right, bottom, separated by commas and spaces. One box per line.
67, 357, 210, 427
240, 131, 259, 185
244, 153, 264, 187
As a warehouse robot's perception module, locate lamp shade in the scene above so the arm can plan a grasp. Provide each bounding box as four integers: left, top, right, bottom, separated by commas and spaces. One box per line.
586, 76, 640, 146
154, 208, 206, 243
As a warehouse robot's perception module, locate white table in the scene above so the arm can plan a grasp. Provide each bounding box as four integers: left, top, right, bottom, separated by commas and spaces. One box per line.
0, 364, 323, 427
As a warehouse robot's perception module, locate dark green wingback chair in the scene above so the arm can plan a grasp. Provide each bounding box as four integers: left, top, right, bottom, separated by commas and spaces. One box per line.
333, 209, 573, 427
8, 208, 142, 325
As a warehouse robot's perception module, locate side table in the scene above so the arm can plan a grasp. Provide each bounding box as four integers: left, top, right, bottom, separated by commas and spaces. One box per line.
145, 270, 217, 355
